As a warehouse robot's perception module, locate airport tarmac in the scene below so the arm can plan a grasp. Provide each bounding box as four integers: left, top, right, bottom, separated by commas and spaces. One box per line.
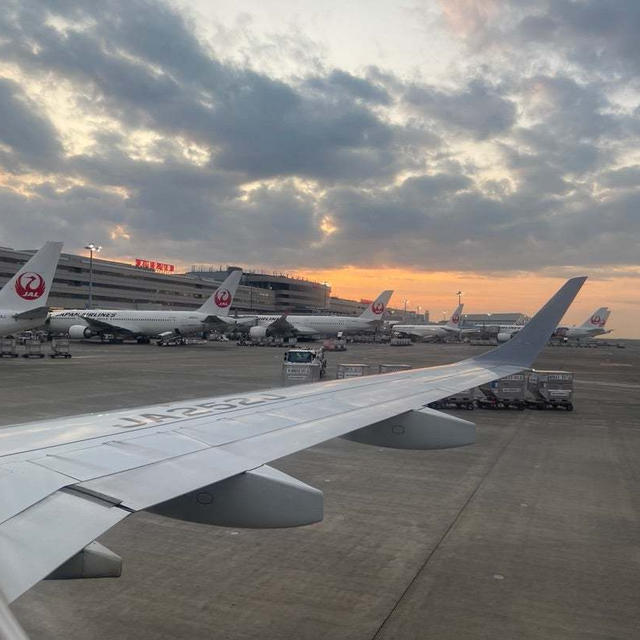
2, 339, 639, 639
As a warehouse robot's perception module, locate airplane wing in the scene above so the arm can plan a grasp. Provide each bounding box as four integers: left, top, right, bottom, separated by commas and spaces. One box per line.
80, 316, 138, 336
0, 278, 586, 631
12, 306, 49, 321
263, 313, 310, 336
202, 315, 255, 328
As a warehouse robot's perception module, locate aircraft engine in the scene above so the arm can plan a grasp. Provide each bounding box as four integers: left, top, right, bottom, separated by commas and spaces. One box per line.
497, 332, 513, 343
249, 326, 268, 340
68, 324, 94, 339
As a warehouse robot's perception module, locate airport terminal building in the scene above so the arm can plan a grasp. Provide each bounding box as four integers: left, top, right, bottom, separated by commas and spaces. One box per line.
0, 246, 423, 318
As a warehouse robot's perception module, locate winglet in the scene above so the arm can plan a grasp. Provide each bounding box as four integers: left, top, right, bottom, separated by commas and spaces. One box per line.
473, 277, 587, 368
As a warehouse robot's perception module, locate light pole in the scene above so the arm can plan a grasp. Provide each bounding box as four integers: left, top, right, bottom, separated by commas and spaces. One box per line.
417, 305, 422, 323
456, 290, 463, 305
403, 298, 409, 321
321, 282, 331, 310
85, 243, 102, 308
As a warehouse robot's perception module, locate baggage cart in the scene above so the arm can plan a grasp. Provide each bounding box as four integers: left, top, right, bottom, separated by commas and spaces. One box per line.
526, 370, 574, 410
477, 373, 527, 410
22, 339, 45, 358
428, 388, 477, 410
0, 337, 18, 358
390, 337, 412, 346
337, 363, 370, 379
50, 337, 72, 358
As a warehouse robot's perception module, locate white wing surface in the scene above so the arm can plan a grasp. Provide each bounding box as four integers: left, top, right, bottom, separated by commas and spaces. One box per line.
0, 278, 586, 629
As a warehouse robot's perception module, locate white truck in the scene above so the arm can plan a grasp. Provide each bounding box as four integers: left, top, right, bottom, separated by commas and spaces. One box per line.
281, 348, 327, 386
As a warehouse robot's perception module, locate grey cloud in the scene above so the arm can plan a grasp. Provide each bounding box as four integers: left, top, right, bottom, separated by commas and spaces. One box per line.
0, 78, 62, 171
0, 0, 413, 184
600, 166, 640, 189
306, 70, 391, 105
405, 80, 516, 139
0, 0, 638, 278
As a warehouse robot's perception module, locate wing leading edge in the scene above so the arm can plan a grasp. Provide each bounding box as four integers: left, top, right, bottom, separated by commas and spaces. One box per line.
0, 277, 586, 621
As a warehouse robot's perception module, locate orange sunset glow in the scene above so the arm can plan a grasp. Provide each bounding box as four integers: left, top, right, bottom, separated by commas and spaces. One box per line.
299, 267, 639, 338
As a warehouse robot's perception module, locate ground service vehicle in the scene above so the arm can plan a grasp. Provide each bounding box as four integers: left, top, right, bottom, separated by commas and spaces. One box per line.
526, 370, 574, 410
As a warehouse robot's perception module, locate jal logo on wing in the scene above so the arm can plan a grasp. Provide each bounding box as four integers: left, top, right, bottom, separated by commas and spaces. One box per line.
214, 288, 232, 308
15, 272, 46, 300
371, 301, 385, 315
590, 314, 604, 326
451, 313, 460, 324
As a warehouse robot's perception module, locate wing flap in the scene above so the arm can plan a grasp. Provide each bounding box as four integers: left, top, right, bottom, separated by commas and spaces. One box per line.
0, 490, 128, 603
0, 461, 72, 526
76, 447, 259, 511
31, 431, 209, 482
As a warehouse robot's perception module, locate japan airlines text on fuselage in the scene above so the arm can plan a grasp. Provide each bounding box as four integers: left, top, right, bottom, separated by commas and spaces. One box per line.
48, 270, 242, 339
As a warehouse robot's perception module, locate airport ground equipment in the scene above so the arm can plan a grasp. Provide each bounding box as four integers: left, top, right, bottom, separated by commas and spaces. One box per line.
323, 338, 347, 351
477, 373, 527, 410
390, 337, 412, 346
428, 389, 477, 410
0, 338, 18, 358
526, 370, 574, 410
336, 363, 371, 378
21, 340, 44, 358
0, 277, 586, 637
49, 338, 71, 359
281, 348, 326, 386
378, 364, 412, 374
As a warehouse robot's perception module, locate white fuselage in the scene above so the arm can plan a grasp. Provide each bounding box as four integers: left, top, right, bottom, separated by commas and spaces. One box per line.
48, 309, 224, 338
558, 326, 611, 339
392, 324, 452, 339
248, 314, 378, 336
0, 311, 46, 337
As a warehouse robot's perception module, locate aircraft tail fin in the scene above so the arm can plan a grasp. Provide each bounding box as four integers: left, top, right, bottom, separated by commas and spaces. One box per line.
197, 270, 242, 317
0, 241, 62, 312
581, 307, 609, 328
445, 303, 464, 330
359, 290, 393, 321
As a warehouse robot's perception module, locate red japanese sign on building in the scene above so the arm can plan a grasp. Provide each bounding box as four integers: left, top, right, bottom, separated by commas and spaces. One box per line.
135, 258, 176, 273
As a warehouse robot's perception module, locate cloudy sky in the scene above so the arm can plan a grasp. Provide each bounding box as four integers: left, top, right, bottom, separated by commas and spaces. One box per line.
0, 0, 638, 335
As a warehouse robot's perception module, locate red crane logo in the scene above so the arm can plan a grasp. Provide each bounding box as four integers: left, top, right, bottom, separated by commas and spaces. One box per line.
590, 315, 603, 326
371, 301, 385, 315
451, 313, 460, 324
15, 272, 46, 300
214, 288, 232, 308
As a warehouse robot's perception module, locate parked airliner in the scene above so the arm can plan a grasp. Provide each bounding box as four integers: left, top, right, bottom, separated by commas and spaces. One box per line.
392, 303, 463, 341
471, 306, 612, 343
48, 270, 242, 342
0, 241, 62, 337
553, 307, 612, 340
242, 290, 394, 339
